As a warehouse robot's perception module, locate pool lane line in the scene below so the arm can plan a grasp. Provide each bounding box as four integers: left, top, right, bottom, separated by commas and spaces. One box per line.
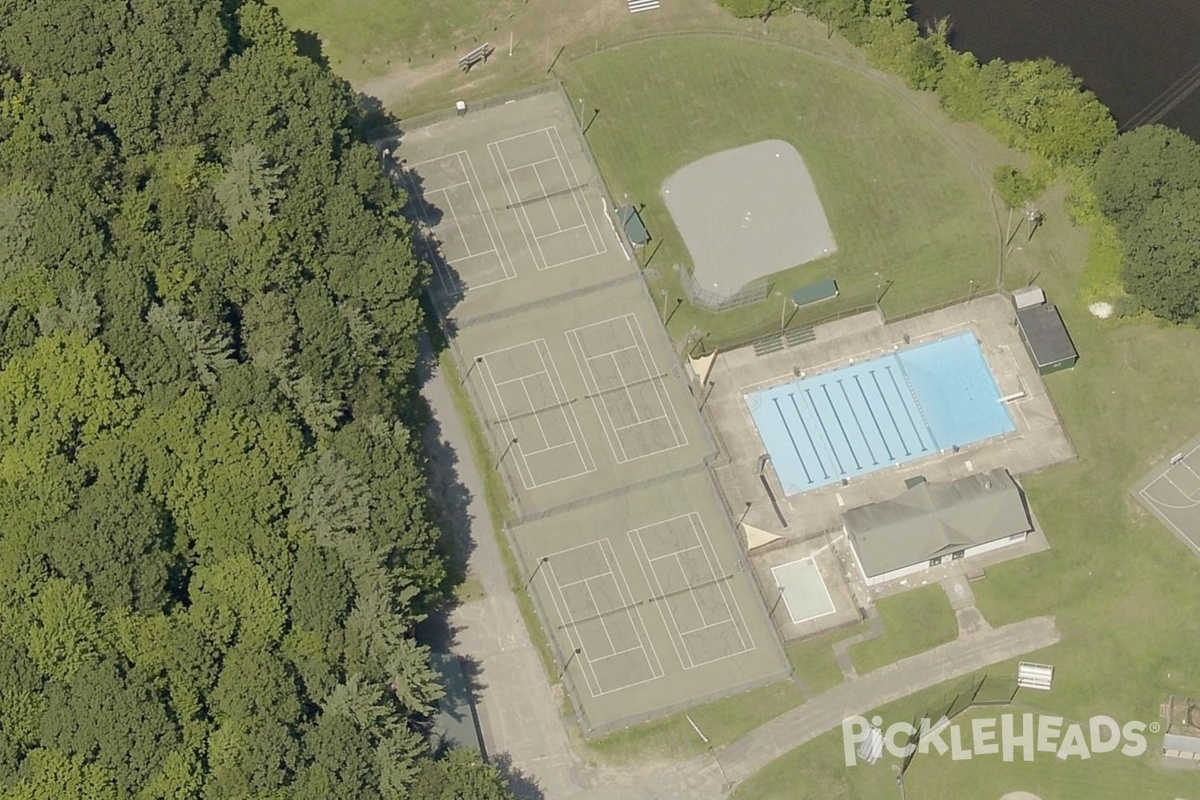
821, 383, 861, 471
789, 392, 829, 480
892, 354, 940, 453
770, 396, 812, 484
804, 387, 846, 475
884, 364, 927, 452
870, 370, 911, 456
854, 373, 893, 461
838, 378, 877, 466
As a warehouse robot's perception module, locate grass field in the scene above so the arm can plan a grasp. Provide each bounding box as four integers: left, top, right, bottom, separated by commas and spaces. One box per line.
287, 1, 1200, 793
848, 585, 959, 674
560, 36, 998, 346
732, 184, 1200, 796
785, 621, 869, 696
731, 677, 1200, 800
586, 680, 805, 764
271, 0, 521, 84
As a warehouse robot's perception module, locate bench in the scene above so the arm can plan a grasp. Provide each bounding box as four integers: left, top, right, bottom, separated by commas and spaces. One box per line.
458, 43, 494, 72
785, 326, 816, 347
753, 334, 785, 357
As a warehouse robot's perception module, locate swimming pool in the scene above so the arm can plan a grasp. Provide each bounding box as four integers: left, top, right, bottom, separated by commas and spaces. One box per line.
745, 331, 1015, 495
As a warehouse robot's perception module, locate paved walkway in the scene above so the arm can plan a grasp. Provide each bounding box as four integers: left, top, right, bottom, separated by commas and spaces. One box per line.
420, 339, 1062, 798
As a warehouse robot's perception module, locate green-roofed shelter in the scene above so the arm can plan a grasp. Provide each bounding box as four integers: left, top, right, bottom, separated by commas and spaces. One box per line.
843, 468, 1033, 586
617, 204, 650, 246
791, 278, 838, 308
428, 652, 485, 756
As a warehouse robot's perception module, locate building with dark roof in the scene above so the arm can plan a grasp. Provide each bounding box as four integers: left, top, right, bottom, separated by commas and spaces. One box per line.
1012, 287, 1078, 375
842, 468, 1034, 586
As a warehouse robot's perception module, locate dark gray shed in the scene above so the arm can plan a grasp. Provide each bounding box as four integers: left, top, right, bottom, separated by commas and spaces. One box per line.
1016, 303, 1077, 375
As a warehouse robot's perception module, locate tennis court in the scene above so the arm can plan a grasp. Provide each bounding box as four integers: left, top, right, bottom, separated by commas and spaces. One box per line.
1135, 434, 1200, 558
628, 512, 754, 668
770, 558, 836, 625
566, 313, 688, 462
476, 338, 596, 489
511, 471, 790, 733
403, 150, 516, 295
487, 126, 608, 270
539, 539, 664, 696
746, 331, 1015, 495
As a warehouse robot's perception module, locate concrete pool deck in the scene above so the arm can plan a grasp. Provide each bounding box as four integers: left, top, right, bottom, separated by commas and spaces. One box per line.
702, 293, 1076, 550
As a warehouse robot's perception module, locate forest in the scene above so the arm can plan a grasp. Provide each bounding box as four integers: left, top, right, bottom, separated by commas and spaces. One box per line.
0, 0, 510, 797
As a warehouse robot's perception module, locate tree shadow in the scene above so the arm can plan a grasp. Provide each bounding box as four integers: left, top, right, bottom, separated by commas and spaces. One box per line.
490, 751, 546, 800
292, 30, 329, 69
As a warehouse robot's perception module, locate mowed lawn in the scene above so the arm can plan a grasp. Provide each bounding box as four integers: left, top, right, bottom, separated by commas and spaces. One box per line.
270, 0, 519, 83
561, 37, 996, 345
848, 585, 958, 674
732, 188, 1200, 796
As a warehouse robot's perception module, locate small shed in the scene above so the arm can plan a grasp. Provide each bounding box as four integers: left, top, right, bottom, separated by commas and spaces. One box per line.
1013, 288, 1077, 375
616, 204, 650, 247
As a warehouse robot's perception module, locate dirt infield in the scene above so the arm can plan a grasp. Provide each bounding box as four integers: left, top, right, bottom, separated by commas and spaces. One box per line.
661, 139, 836, 295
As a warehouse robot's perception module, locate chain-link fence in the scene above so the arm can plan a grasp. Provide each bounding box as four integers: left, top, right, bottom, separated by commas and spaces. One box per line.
680, 267, 772, 313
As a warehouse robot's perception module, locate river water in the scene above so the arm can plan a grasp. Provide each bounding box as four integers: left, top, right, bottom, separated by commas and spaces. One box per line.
908, 0, 1200, 140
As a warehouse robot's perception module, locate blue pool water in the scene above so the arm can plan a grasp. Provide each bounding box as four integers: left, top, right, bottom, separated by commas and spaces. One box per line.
746, 331, 1015, 495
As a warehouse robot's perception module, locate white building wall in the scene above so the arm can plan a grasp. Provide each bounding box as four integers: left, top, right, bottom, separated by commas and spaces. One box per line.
858, 532, 1028, 587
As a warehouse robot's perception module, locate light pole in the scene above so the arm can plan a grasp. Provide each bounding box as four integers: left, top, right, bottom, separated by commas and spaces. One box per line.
661, 288, 670, 320
462, 355, 483, 385
496, 437, 518, 470
578, 97, 585, 128
559, 647, 582, 681
968, 279, 975, 304
770, 584, 786, 618
739, 501, 752, 526
525, 556, 548, 590
874, 272, 885, 310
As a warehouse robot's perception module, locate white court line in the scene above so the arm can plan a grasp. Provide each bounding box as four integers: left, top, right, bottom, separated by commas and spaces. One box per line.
770, 557, 837, 625
403, 151, 516, 293
1139, 487, 1200, 557
529, 162, 563, 230
476, 339, 595, 490
519, 378, 552, 452
460, 152, 517, 281
566, 314, 687, 464
489, 141, 552, 270
549, 126, 608, 256
596, 540, 664, 689
534, 340, 597, 486
540, 539, 663, 696
628, 513, 754, 670
492, 370, 548, 388
535, 223, 590, 241
541, 560, 603, 696
477, 357, 535, 490
487, 126, 608, 270
1162, 473, 1200, 506
487, 141, 541, 270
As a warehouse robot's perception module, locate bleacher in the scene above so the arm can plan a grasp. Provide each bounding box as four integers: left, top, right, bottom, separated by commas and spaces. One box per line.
458, 43, 494, 73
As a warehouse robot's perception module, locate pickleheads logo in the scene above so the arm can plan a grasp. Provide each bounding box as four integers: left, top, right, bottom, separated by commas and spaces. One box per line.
841, 713, 1155, 766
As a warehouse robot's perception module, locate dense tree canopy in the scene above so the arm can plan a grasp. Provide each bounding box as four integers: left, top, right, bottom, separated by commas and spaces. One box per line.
0, 0, 510, 796
1094, 126, 1200, 322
